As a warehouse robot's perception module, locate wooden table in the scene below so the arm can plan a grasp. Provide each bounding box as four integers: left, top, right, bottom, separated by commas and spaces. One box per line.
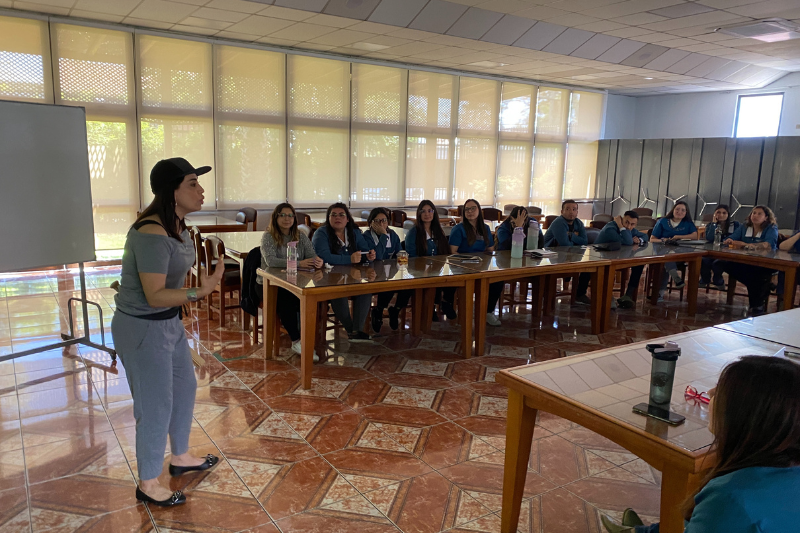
590, 243, 705, 332
441, 250, 610, 355
497, 326, 792, 533
714, 306, 800, 349
186, 215, 246, 233
258, 257, 482, 388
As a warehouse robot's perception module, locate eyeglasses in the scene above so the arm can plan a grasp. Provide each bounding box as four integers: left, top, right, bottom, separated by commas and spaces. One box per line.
374, 218, 388, 224
684, 385, 711, 404
277, 213, 295, 219
329, 212, 347, 218
464, 206, 479, 213
420, 209, 434, 214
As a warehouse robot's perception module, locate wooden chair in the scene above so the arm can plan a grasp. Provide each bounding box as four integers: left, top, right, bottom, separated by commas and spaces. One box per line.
436, 207, 449, 216
188, 226, 203, 290
633, 207, 653, 217
593, 213, 613, 224
637, 216, 656, 231
482, 207, 502, 222
589, 220, 607, 229
236, 207, 258, 231
503, 204, 517, 215
543, 215, 558, 230
295, 211, 312, 226
204, 236, 241, 327
526, 206, 543, 215
391, 210, 407, 228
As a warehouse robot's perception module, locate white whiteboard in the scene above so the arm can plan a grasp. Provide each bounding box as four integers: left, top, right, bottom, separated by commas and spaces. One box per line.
0, 101, 96, 273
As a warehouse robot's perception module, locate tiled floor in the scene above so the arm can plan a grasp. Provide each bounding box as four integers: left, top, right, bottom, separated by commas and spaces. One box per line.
0, 267, 754, 532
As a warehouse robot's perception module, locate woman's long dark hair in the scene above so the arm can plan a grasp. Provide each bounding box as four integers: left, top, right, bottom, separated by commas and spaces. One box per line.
462, 199, 490, 246
745, 205, 777, 232
666, 199, 693, 223
714, 204, 731, 235
268, 202, 299, 244
683, 356, 800, 519
503, 206, 529, 228
414, 200, 449, 257
135, 177, 187, 242
324, 202, 358, 254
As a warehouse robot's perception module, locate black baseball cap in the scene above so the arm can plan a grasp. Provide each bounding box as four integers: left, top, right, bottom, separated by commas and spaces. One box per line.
150, 157, 211, 195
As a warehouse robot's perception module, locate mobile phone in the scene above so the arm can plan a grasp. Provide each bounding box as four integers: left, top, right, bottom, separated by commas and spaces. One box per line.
632, 402, 685, 426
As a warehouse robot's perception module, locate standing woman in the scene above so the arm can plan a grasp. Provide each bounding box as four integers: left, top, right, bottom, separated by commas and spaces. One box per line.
700, 204, 739, 290
722, 205, 779, 316
364, 208, 411, 333
650, 200, 698, 299
405, 200, 457, 320
112, 158, 224, 506
260, 203, 323, 360
496, 206, 543, 251
312, 203, 376, 341
449, 199, 504, 327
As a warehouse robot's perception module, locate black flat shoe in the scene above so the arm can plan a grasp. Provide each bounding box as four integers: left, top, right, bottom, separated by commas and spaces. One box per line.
136, 487, 186, 507
169, 454, 219, 476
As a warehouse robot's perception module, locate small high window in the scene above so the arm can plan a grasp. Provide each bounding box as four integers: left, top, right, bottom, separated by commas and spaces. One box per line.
734, 94, 783, 137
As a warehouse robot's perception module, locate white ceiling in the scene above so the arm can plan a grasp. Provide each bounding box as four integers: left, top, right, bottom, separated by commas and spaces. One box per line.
3, 0, 800, 95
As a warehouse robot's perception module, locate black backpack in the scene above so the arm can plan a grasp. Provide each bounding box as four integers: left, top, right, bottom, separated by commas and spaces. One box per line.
240, 247, 262, 317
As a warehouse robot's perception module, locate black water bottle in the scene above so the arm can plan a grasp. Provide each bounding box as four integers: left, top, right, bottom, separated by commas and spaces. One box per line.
632, 341, 686, 425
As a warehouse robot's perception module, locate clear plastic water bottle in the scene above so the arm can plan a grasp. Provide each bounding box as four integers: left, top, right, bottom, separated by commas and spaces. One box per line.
714, 224, 723, 248
527, 219, 539, 250
511, 227, 525, 258
287, 241, 298, 273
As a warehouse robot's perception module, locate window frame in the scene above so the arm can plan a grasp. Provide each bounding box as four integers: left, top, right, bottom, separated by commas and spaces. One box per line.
734, 92, 784, 138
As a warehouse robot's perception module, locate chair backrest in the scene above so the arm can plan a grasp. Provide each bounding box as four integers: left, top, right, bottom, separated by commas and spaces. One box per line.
455, 205, 464, 217
298, 224, 311, 237
543, 215, 558, 229
391, 209, 407, 228
189, 226, 204, 270
526, 206, 542, 215
436, 207, 449, 216
586, 228, 600, 244
403, 219, 415, 230
589, 220, 607, 229
701, 213, 713, 223
503, 204, 517, 215
236, 207, 258, 231
482, 207, 502, 222
295, 211, 311, 226
593, 213, 613, 223
361, 210, 371, 220
637, 216, 656, 230
204, 235, 225, 267
632, 207, 653, 217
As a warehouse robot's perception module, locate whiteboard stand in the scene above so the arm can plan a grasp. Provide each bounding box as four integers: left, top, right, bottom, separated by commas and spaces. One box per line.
0, 263, 117, 365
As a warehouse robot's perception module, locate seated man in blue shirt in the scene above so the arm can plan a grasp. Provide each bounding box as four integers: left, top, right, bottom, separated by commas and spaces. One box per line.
595, 211, 649, 309
544, 200, 591, 305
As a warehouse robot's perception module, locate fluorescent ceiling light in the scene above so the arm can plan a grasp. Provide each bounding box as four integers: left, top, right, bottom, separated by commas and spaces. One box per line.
468, 61, 509, 68
716, 19, 800, 43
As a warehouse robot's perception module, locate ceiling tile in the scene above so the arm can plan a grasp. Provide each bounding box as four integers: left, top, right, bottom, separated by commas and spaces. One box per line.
480, 14, 536, 45
620, 43, 670, 66
640, 11, 742, 32
612, 13, 669, 25
256, 36, 300, 46
595, 39, 647, 63
267, 22, 338, 41
307, 28, 376, 46
69, 9, 125, 22
584, 0, 686, 19
657, 37, 703, 47
323, 0, 381, 21
122, 16, 173, 29
474, 0, 529, 14
171, 24, 219, 36
649, 3, 716, 18
303, 14, 360, 28
257, 6, 316, 21
225, 15, 295, 36
544, 13, 600, 27
273, 0, 327, 12
408, 0, 469, 34
368, 0, 428, 27
604, 27, 653, 38
575, 21, 628, 32
684, 56, 730, 76
206, 0, 270, 14
128, 1, 197, 24
570, 33, 622, 59
724, 63, 762, 83
215, 29, 261, 40
409, 46, 473, 60
696, 0, 760, 8
515, 6, 570, 21
191, 7, 248, 23
541, 28, 594, 55
514, 22, 568, 51
73, 0, 139, 16
180, 16, 233, 30
643, 48, 690, 69
665, 53, 712, 73
447, 7, 503, 39
383, 41, 446, 56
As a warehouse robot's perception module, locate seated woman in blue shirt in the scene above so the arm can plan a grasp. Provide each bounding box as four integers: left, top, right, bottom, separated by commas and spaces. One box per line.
363, 207, 410, 333
311, 203, 376, 342
777, 227, 800, 308
496, 206, 543, 251
650, 200, 698, 299
720, 205, 779, 316
406, 200, 457, 321
449, 199, 504, 327
700, 205, 740, 290
602, 354, 800, 533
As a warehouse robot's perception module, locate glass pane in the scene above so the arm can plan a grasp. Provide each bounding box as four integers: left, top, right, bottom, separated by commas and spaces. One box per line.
500, 82, 534, 135
138, 35, 212, 111
535, 87, 569, 140
458, 77, 499, 133
569, 91, 604, 141
0, 16, 49, 102
289, 128, 348, 204
288, 55, 349, 121
215, 45, 284, 116
218, 123, 285, 207
454, 137, 497, 206
564, 141, 599, 200
351, 133, 403, 204
406, 136, 451, 204
352, 63, 405, 126
531, 143, 565, 215
496, 142, 532, 208
736, 94, 783, 137
407, 70, 456, 131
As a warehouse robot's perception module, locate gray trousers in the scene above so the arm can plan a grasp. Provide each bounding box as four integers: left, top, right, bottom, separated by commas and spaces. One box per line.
111, 312, 197, 481
330, 294, 372, 334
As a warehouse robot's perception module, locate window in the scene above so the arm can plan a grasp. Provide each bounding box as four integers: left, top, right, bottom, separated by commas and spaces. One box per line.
735, 94, 783, 137
532, 87, 569, 213
0, 16, 52, 103
564, 91, 604, 201
215, 45, 285, 208
496, 82, 535, 208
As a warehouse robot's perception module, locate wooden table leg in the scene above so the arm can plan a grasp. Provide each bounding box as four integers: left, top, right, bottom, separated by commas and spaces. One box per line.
262, 280, 278, 360
531, 276, 544, 322
412, 288, 423, 335
659, 468, 692, 533
459, 280, 474, 358
590, 266, 606, 336
650, 265, 662, 305
422, 288, 435, 333
601, 265, 616, 333
500, 390, 537, 533
687, 257, 700, 316
299, 295, 317, 389
783, 267, 796, 310
474, 278, 488, 356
